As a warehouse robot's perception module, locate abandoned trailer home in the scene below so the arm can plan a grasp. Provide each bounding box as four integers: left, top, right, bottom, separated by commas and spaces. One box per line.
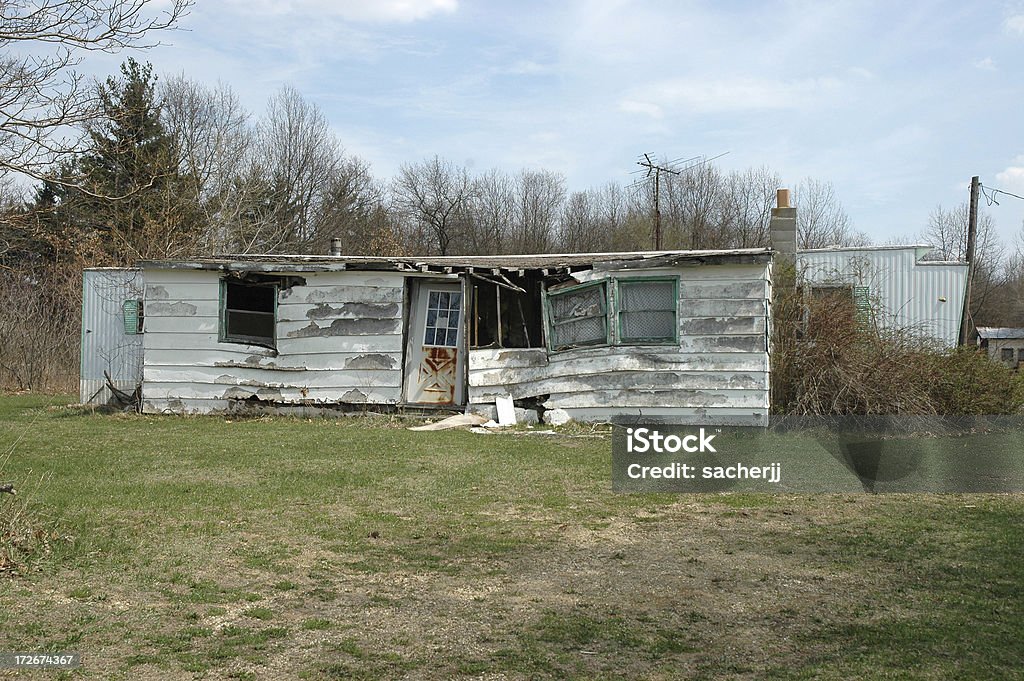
80, 248, 775, 424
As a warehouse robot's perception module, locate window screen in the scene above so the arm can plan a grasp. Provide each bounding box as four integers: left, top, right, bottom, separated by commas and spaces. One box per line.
122, 299, 143, 335
424, 290, 462, 347
618, 279, 676, 342
548, 283, 608, 350
223, 281, 276, 346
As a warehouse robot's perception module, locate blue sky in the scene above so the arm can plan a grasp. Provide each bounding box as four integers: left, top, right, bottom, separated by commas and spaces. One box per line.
87, 0, 1024, 247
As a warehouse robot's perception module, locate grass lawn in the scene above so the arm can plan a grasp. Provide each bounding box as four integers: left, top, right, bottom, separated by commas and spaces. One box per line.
1, 393, 1023, 679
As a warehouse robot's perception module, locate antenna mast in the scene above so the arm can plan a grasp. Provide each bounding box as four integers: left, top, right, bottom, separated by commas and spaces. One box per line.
636, 153, 681, 250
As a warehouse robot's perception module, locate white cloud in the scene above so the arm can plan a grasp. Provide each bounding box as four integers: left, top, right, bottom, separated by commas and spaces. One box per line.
226, 0, 457, 23
619, 100, 663, 119
619, 76, 846, 116
996, 164, 1024, 193
1004, 14, 1024, 34
502, 60, 551, 76
974, 57, 996, 70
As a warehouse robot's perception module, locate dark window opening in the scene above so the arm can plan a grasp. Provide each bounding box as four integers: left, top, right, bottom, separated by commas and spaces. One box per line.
801, 284, 870, 338
1001, 348, 1014, 362
470, 274, 544, 349
222, 280, 277, 347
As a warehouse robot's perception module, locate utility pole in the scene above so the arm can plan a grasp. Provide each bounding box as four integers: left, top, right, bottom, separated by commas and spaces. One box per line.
958, 175, 980, 346
637, 154, 680, 250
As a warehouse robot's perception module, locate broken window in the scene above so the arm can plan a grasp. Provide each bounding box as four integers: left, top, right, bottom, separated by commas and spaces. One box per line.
1002, 348, 1015, 362
221, 280, 276, 347
547, 282, 608, 351
469, 274, 544, 349
617, 278, 677, 343
424, 290, 461, 347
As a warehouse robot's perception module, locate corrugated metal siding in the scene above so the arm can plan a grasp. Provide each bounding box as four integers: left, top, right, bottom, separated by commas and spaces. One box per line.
468, 262, 772, 425
141, 269, 407, 414
80, 268, 145, 404
797, 248, 967, 347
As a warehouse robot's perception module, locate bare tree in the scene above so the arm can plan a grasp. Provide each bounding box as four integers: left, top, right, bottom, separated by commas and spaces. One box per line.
922, 202, 1006, 327
160, 75, 253, 252
795, 178, 868, 249
0, 0, 191, 181
721, 166, 780, 248
391, 155, 474, 255
513, 168, 564, 253
468, 168, 514, 254
559, 190, 596, 253
314, 156, 384, 255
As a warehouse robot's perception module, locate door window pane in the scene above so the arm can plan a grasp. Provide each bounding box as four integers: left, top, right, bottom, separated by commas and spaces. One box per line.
424, 290, 462, 347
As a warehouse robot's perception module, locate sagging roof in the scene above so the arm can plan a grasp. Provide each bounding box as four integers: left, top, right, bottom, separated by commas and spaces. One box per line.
139, 248, 773, 275
977, 327, 1024, 340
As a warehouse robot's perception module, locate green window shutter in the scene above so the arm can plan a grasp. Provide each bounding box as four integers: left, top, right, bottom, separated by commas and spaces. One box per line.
853, 286, 870, 329
122, 299, 140, 335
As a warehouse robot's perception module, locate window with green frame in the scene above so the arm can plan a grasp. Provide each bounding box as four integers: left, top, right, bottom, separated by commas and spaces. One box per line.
546, 281, 609, 351
221, 279, 277, 348
617, 278, 677, 343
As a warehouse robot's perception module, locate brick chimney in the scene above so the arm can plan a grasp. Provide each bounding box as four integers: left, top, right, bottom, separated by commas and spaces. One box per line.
770, 188, 796, 272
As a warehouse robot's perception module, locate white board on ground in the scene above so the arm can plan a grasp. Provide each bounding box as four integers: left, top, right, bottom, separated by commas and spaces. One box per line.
496, 395, 516, 426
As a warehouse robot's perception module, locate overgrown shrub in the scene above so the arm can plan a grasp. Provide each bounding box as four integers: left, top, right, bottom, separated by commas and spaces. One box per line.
771, 283, 1024, 415
0, 266, 81, 392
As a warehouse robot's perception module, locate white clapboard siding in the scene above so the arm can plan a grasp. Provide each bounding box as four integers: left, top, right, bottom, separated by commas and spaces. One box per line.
468, 262, 771, 421
144, 348, 403, 369
144, 365, 402, 388
542, 389, 768, 410
142, 268, 406, 414
469, 371, 767, 403
555, 407, 769, 426
143, 382, 400, 403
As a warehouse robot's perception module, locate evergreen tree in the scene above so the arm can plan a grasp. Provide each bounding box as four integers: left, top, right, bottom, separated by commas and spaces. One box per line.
32, 58, 203, 265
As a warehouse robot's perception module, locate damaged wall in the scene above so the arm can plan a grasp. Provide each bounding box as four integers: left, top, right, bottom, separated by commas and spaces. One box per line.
468, 263, 772, 425
141, 268, 405, 414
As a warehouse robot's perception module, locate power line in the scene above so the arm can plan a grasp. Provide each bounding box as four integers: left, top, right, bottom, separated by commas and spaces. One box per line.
979, 182, 1024, 206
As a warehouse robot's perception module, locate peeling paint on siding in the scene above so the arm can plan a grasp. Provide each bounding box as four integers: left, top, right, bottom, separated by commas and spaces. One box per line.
147, 301, 198, 316
147, 285, 169, 300
306, 302, 400, 319
304, 287, 401, 304
344, 353, 397, 370
287, 318, 401, 338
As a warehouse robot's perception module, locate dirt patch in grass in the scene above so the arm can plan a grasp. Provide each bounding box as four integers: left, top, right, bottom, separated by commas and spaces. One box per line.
1, 397, 1022, 679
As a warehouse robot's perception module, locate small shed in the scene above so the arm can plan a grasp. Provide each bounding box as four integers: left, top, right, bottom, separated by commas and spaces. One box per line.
796, 245, 967, 347
121, 249, 774, 424
977, 327, 1024, 370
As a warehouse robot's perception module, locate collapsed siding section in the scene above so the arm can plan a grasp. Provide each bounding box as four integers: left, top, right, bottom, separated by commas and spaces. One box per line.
468, 263, 771, 425
142, 268, 405, 414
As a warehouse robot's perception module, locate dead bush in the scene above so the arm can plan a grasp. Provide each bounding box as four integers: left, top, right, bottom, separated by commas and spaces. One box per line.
771, 286, 1024, 415
0, 266, 80, 392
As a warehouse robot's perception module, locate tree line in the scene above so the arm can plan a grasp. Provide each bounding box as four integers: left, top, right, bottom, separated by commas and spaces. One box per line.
0, 3, 1022, 390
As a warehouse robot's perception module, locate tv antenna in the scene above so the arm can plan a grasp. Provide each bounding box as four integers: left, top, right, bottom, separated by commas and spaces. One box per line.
630, 152, 729, 250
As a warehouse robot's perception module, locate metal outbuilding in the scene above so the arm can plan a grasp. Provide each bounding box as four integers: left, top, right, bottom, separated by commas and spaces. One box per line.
79, 268, 145, 405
